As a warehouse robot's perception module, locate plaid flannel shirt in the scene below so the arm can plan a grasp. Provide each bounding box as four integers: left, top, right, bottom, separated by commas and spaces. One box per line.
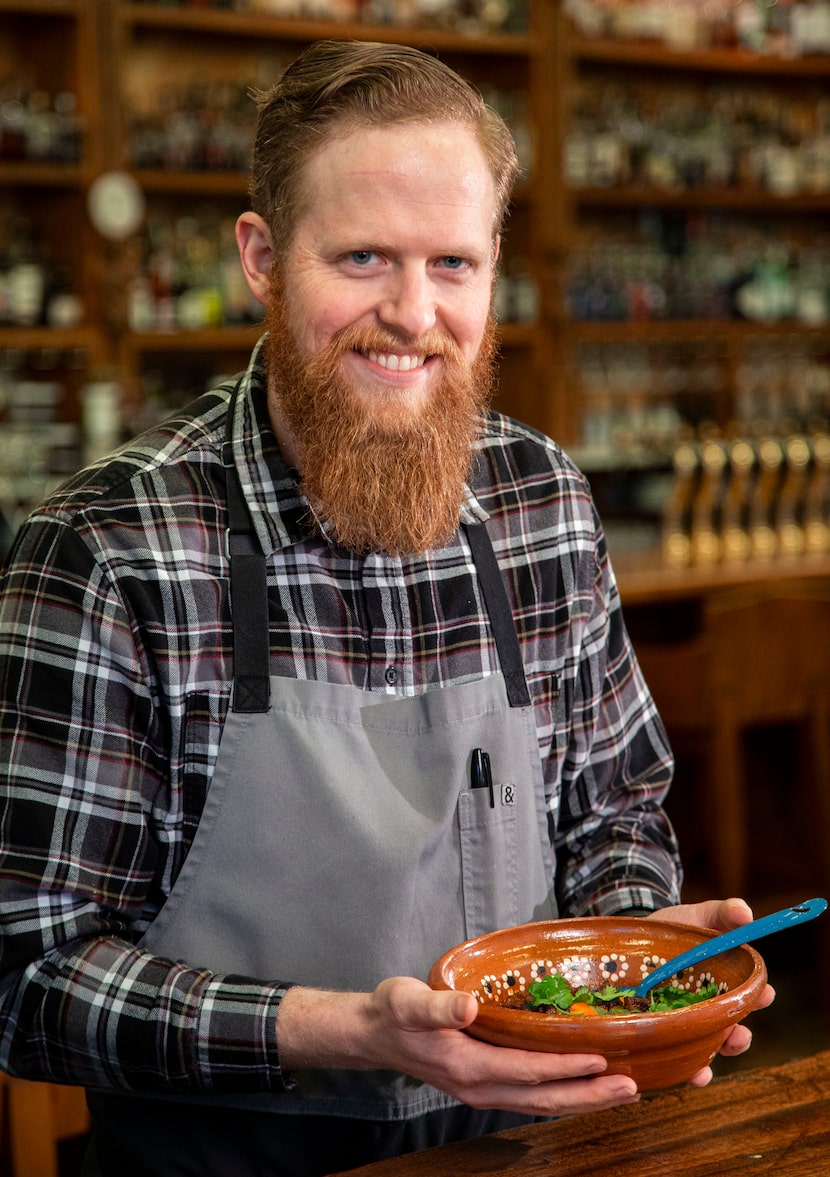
0, 337, 680, 1094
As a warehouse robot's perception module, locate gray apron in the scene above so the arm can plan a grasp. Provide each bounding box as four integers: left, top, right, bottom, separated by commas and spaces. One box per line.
138, 389, 557, 1122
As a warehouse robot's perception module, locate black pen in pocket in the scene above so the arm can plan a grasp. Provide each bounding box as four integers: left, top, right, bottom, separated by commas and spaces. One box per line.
471, 748, 494, 808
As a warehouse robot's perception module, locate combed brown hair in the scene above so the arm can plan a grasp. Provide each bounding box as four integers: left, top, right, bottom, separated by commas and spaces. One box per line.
249, 39, 519, 256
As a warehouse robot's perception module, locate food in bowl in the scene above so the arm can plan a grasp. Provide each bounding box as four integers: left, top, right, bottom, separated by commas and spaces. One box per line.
516, 972, 721, 1015
428, 916, 768, 1092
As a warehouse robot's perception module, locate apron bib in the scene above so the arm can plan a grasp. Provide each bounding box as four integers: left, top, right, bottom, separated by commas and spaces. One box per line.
138, 386, 557, 1121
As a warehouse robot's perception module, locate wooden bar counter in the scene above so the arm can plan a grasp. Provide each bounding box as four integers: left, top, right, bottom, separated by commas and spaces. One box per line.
613, 550, 830, 606
331, 1051, 830, 1177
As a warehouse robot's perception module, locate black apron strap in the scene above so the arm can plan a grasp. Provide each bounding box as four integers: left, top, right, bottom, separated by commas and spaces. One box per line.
223, 383, 270, 714
464, 521, 531, 708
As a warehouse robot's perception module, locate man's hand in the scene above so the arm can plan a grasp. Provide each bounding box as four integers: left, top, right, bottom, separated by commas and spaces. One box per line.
278, 977, 640, 1117
648, 897, 776, 1086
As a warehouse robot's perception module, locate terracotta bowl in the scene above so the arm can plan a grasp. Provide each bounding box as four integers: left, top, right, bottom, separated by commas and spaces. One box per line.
428, 916, 768, 1092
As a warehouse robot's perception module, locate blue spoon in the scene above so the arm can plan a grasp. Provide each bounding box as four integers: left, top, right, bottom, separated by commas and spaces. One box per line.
634, 897, 828, 997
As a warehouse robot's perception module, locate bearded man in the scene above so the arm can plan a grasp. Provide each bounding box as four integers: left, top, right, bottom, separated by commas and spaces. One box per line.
0, 39, 771, 1177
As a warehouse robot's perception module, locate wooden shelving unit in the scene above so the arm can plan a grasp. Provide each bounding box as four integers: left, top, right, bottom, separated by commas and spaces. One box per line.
551, 8, 830, 454
95, 0, 554, 432
2, 0, 829, 472
0, 0, 107, 411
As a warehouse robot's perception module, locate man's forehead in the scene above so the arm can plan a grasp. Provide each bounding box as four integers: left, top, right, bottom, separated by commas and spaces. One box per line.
296, 120, 497, 225
305, 119, 490, 181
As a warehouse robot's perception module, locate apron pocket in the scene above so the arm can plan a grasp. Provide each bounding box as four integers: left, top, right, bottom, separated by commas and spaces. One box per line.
457, 790, 520, 940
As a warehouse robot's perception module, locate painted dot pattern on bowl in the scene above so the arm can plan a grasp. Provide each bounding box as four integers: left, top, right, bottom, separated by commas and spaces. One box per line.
471, 957, 729, 1005
600, 954, 629, 983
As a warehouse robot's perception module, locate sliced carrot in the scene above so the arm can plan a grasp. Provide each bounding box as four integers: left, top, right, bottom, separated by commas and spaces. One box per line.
568, 1001, 601, 1016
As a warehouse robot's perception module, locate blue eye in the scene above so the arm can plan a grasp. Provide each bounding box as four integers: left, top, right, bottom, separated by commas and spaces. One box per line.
442, 256, 467, 270
350, 250, 375, 265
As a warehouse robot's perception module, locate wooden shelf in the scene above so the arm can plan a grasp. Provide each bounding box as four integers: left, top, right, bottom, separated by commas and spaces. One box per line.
497, 323, 537, 348
132, 168, 248, 197
568, 318, 830, 342
615, 551, 830, 606
0, 0, 80, 15
119, 3, 535, 56
0, 325, 102, 352
121, 325, 263, 354
571, 33, 830, 78
571, 185, 830, 214
0, 162, 86, 188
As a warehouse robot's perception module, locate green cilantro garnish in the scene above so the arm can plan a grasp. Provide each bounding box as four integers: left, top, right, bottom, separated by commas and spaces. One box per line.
524, 973, 575, 1011
647, 982, 719, 1011
595, 985, 634, 1002
524, 976, 720, 1014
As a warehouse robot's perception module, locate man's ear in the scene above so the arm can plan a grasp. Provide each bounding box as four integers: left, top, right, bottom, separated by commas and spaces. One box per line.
235, 212, 274, 306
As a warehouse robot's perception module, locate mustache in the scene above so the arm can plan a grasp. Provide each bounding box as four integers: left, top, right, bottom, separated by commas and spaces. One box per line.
310, 321, 465, 374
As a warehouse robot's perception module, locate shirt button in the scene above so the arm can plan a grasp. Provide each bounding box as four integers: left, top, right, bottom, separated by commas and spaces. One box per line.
384, 666, 398, 686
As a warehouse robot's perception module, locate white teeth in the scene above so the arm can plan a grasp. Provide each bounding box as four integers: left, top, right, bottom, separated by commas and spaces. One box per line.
366, 350, 424, 372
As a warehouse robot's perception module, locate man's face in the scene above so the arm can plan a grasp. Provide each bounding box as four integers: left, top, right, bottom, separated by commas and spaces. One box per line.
263, 120, 500, 555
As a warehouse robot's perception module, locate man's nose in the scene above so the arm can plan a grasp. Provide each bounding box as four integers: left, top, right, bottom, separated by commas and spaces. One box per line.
377, 267, 437, 338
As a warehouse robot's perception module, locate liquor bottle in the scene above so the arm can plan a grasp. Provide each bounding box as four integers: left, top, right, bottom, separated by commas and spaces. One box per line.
82, 381, 123, 465
4, 219, 46, 327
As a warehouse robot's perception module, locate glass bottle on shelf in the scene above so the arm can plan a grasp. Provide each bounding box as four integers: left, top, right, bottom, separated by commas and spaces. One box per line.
3, 218, 46, 328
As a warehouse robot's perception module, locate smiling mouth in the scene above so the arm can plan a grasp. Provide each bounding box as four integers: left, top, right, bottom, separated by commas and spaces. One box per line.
360, 349, 429, 373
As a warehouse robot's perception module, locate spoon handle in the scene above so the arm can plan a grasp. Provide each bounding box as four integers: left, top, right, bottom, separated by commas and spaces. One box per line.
634, 897, 828, 997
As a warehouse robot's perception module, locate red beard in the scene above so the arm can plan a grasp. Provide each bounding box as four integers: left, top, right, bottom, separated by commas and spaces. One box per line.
263, 295, 496, 556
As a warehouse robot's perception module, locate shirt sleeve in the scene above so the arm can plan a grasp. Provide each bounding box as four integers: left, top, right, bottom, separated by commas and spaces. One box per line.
0, 512, 292, 1094
551, 511, 683, 918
